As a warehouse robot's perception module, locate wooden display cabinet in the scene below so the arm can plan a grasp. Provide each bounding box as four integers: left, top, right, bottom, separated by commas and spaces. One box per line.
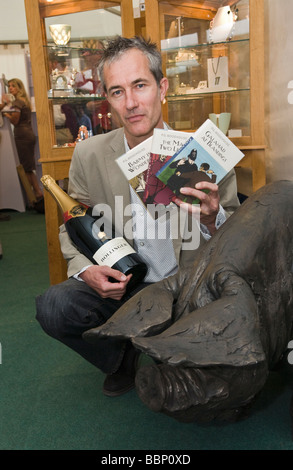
144, 0, 266, 193
25, 0, 135, 285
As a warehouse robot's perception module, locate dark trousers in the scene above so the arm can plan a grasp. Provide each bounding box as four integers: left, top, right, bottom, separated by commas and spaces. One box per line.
35, 278, 148, 374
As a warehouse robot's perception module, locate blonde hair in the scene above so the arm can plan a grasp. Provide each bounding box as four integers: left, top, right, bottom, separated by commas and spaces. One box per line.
8, 78, 31, 109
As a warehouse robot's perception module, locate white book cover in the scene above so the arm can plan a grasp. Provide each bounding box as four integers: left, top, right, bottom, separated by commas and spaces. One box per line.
150, 128, 192, 154
193, 118, 244, 173
115, 135, 153, 181
115, 136, 153, 201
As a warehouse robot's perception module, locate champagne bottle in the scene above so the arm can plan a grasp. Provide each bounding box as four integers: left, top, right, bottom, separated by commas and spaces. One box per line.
41, 175, 148, 290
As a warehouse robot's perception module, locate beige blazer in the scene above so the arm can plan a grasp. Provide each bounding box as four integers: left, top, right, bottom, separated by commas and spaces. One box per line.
59, 127, 240, 278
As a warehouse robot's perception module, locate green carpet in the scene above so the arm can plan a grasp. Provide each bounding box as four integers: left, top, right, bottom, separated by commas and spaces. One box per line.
0, 210, 293, 450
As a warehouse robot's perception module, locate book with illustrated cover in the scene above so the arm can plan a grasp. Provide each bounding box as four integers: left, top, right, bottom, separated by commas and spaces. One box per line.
143, 128, 192, 205
115, 136, 153, 203
155, 119, 244, 205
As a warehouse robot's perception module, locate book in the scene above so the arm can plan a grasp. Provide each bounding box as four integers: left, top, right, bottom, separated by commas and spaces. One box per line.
155, 119, 244, 205
115, 136, 153, 203
143, 128, 192, 205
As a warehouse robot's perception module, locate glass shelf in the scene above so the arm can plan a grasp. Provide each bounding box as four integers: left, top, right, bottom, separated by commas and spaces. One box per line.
48, 95, 106, 103
167, 87, 249, 100
44, 44, 103, 56
161, 37, 249, 53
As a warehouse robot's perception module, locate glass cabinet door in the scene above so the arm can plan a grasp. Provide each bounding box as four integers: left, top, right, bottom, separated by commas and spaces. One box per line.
25, 0, 134, 155
44, 7, 123, 147
157, 0, 251, 139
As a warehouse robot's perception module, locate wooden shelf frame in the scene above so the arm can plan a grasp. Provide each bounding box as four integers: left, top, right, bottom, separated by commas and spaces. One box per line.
25, 0, 135, 284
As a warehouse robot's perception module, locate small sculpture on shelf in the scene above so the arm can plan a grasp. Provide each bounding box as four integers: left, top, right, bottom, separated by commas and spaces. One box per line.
208, 6, 238, 44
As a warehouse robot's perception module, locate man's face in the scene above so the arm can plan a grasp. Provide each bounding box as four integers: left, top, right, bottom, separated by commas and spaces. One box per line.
103, 48, 168, 148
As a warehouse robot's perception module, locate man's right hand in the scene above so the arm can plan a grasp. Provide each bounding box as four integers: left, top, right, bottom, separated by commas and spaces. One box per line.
79, 265, 132, 300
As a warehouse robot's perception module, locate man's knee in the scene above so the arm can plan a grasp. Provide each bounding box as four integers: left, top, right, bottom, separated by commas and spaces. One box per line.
35, 283, 68, 339
35, 279, 115, 339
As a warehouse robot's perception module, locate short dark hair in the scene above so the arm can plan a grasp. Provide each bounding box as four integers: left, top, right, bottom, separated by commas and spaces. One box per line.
98, 36, 164, 92
201, 163, 210, 171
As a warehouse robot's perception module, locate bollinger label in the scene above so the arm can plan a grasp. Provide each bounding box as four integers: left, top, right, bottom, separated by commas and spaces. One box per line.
93, 237, 136, 267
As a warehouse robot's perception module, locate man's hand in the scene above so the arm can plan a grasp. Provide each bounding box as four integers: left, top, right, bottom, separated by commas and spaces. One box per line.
173, 181, 220, 235
79, 265, 132, 300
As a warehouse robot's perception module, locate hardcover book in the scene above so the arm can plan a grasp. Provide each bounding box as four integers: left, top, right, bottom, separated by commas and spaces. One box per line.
143, 128, 192, 205
155, 119, 244, 205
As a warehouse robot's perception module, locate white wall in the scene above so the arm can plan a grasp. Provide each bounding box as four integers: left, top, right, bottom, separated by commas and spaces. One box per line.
0, 0, 30, 90
264, 0, 293, 183
0, 0, 29, 42
0, 44, 30, 94
44, 9, 122, 39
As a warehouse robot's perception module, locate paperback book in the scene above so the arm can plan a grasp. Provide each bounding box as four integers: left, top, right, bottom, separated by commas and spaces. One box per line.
155, 119, 244, 204
115, 136, 153, 203
143, 128, 192, 205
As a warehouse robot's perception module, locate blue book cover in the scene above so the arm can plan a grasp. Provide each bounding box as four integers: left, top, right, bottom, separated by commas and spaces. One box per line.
156, 119, 244, 204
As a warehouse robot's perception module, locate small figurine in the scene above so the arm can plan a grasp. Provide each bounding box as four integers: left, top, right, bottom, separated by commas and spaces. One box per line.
76, 125, 89, 141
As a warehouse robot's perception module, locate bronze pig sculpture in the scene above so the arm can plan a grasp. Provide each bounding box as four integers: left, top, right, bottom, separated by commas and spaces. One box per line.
84, 181, 293, 423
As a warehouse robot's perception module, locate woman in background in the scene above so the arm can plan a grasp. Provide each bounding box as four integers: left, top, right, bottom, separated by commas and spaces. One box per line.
1, 78, 44, 211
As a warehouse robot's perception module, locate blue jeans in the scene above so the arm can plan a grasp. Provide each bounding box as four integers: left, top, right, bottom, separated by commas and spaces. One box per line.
35, 278, 148, 374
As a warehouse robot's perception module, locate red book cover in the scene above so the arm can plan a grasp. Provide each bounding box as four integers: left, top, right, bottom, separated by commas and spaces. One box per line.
143, 129, 191, 205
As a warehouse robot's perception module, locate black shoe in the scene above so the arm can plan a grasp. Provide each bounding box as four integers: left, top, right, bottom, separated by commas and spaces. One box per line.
103, 345, 140, 397
103, 371, 136, 397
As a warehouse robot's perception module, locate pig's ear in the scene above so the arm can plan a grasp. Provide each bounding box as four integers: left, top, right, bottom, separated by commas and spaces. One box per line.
133, 274, 265, 368
83, 283, 175, 343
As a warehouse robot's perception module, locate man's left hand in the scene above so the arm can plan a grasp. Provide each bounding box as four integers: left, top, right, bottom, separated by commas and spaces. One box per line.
173, 181, 220, 235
